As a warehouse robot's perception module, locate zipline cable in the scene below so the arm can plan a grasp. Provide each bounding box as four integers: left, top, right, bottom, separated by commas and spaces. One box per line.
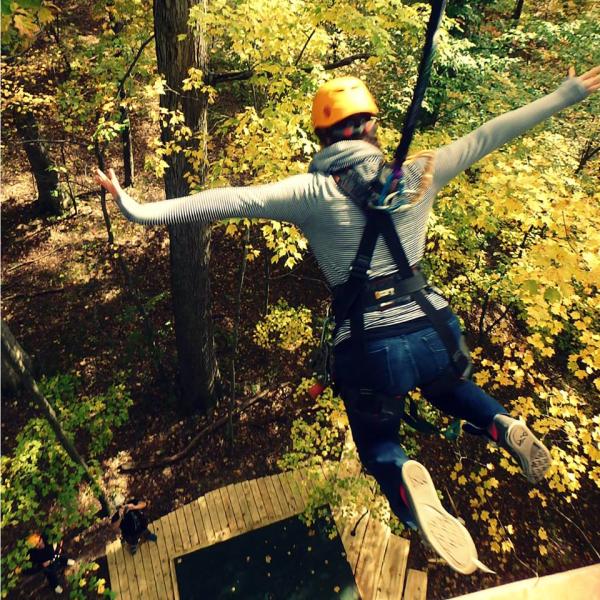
393, 0, 447, 169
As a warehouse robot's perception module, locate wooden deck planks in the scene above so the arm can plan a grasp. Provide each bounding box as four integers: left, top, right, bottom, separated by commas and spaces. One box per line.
247, 478, 269, 524
204, 489, 229, 539
188, 498, 210, 547
354, 517, 391, 600
195, 495, 217, 543
122, 540, 142, 600
174, 507, 192, 550
223, 483, 246, 532
375, 534, 411, 600
230, 481, 255, 529
263, 475, 288, 518
113, 541, 133, 600
240, 480, 263, 529
403, 568, 427, 600
181, 502, 200, 548
283, 470, 306, 511
106, 468, 420, 600
341, 511, 371, 574
106, 541, 124, 600
155, 516, 176, 599
165, 510, 184, 555
255, 477, 279, 522
146, 519, 169, 600
219, 486, 242, 534
262, 476, 288, 519
137, 538, 158, 600
272, 471, 299, 514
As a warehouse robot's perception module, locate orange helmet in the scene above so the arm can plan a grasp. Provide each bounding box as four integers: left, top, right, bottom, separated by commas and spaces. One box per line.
26, 533, 42, 548
312, 77, 379, 129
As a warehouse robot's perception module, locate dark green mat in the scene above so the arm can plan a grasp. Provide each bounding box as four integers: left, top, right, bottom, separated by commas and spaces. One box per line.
174, 508, 359, 600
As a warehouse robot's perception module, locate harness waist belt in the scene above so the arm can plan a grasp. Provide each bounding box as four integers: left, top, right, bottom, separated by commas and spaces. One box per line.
361, 271, 428, 310
332, 270, 427, 318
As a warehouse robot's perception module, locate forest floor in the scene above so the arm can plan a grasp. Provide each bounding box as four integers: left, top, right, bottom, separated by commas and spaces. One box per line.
2, 153, 598, 600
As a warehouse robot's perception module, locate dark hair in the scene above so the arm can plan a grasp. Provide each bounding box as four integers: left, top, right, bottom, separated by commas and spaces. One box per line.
315, 113, 378, 146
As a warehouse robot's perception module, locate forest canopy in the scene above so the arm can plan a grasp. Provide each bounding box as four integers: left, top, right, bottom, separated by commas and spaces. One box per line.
1, 0, 599, 598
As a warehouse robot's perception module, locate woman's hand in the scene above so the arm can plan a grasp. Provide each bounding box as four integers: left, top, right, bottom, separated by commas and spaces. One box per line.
568, 65, 600, 94
95, 168, 123, 201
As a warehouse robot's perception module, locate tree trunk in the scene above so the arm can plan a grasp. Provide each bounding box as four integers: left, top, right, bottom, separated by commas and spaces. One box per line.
1, 321, 111, 516
153, 0, 219, 414
512, 0, 525, 22
120, 99, 135, 187
14, 111, 63, 215
1, 320, 34, 396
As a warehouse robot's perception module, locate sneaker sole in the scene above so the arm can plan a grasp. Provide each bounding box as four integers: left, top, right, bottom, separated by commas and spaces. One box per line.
402, 460, 478, 575
504, 421, 552, 484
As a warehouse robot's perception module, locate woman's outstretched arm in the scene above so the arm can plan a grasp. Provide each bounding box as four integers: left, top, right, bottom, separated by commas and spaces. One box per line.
431, 66, 599, 193
95, 168, 321, 227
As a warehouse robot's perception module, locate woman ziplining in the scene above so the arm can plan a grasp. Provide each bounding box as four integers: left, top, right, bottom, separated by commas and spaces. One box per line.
97, 57, 600, 574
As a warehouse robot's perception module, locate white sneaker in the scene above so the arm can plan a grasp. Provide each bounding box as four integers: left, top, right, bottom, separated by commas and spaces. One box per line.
402, 460, 493, 575
66, 559, 75, 566
54, 585, 64, 594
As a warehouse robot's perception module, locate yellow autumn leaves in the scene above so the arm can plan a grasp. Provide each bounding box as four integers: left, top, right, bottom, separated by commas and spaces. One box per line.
254, 300, 314, 354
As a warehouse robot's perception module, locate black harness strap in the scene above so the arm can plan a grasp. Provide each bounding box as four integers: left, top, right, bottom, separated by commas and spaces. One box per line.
374, 211, 470, 378
334, 204, 470, 379
332, 168, 471, 436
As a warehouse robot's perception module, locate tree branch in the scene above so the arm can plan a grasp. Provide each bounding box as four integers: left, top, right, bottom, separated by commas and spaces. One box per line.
207, 52, 372, 85
294, 28, 317, 67
118, 384, 289, 471
477, 225, 535, 344
322, 52, 372, 71
1, 321, 111, 516
116, 35, 155, 97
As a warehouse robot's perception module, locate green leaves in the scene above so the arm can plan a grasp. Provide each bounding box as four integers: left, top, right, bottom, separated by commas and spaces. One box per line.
1, 373, 132, 595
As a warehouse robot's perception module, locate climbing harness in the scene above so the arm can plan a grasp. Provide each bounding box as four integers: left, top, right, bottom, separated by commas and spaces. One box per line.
330, 189, 470, 437
328, 0, 468, 439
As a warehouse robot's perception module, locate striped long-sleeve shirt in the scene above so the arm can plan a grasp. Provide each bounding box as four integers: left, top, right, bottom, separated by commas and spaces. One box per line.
116, 78, 588, 345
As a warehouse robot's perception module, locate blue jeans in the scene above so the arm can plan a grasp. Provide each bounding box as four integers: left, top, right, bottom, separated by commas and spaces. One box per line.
334, 315, 506, 524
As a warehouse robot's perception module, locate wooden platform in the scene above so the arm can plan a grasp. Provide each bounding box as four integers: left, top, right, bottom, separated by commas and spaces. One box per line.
448, 563, 600, 600
106, 465, 427, 599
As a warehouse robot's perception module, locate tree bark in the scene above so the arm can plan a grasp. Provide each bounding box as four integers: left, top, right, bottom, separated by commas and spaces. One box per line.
153, 0, 219, 414
13, 111, 63, 215
1, 320, 34, 396
575, 138, 600, 174
1, 321, 111, 516
512, 0, 525, 22
120, 102, 135, 187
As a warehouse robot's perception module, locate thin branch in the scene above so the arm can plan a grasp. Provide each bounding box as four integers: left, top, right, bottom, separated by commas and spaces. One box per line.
207, 68, 255, 85
94, 140, 166, 381
552, 505, 600, 561
2, 287, 67, 301
294, 28, 317, 67
574, 141, 600, 175
4, 248, 62, 274
208, 52, 372, 85
322, 52, 372, 71
228, 225, 251, 446
478, 224, 535, 343
561, 210, 580, 254
1, 321, 111, 516
118, 384, 289, 472
9, 138, 89, 146
116, 34, 155, 97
